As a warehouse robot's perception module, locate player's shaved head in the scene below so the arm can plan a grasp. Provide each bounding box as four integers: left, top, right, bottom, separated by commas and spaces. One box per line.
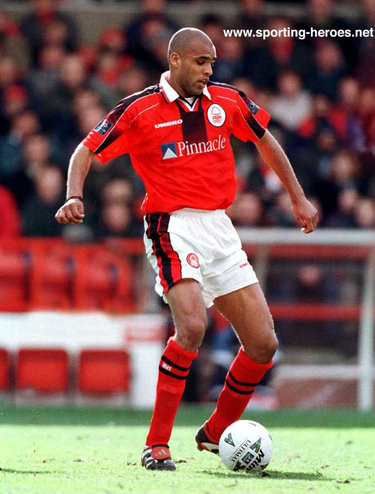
168, 28, 214, 59
167, 28, 216, 98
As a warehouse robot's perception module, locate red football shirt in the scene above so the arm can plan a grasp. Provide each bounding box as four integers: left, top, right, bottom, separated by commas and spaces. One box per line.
83, 72, 270, 213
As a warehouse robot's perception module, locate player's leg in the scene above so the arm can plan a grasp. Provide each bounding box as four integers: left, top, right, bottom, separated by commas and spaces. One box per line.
196, 283, 277, 450
142, 278, 207, 470
214, 283, 277, 363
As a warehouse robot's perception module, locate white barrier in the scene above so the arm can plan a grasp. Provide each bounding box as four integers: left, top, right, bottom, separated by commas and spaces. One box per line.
0, 312, 166, 408
238, 228, 375, 411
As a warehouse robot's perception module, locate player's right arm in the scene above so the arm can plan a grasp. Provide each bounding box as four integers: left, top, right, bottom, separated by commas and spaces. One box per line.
55, 143, 93, 224
56, 90, 148, 225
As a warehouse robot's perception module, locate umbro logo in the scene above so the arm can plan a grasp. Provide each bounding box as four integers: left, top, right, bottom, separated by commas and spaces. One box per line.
155, 119, 182, 129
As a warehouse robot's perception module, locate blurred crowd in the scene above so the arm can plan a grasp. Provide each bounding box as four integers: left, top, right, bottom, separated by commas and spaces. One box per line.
0, 0, 374, 239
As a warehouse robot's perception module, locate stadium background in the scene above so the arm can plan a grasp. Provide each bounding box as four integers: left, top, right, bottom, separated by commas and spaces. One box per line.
0, 0, 374, 410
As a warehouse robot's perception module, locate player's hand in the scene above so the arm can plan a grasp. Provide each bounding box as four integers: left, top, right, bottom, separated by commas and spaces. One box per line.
55, 198, 85, 224
291, 196, 319, 234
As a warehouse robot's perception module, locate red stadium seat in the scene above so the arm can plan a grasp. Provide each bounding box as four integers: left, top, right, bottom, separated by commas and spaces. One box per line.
16, 348, 69, 394
29, 242, 74, 310
0, 348, 10, 391
0, 244, 29, 311
74, 246, 135, 312
78, 349, 131, 395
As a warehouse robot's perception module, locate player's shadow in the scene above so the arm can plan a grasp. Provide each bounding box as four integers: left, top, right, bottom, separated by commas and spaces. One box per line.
0, 467, 57, 475
202, 469, 331, 481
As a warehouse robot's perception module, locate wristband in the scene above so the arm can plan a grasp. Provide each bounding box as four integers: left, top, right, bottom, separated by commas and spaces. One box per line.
65, 195, 84, 203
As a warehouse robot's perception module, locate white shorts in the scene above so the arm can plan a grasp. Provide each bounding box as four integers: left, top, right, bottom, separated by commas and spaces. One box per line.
143, 208, 258, 308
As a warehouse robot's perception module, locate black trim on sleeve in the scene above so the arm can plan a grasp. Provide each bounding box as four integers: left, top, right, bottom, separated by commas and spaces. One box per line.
95, 84, 160, 155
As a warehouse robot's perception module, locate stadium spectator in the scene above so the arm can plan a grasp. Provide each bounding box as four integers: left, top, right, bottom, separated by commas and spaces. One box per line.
0, 9, 21, 44
306, 40, 347, 100
294, 264, 340, 307
98, 27, 128, 57
3, 85, 29, 119
328, 150, 364, 192
58, 102, 107, 165
326, 187, 359, 228
329, 76, 361, 143
0, 56, 23, 94
26, 52, 88, 132
22, 164, 64, 236
297, 93, 342, 145
95, 202, 143, 238
356, 87, 375, 152
244, 17, 312, 89
2, 132, 55, 209
74, 87, 103, 114
355, 0, 375, 85
0, 110, 41, 182
117, 65, 150, 98
270, 190, 297, 227
313, 149, 364, 221
353, 198, 375, 229
230, 191, 265, 227
0, 9, 30, 72
101, 178, 134, 206
148, 22, 176, 75
26, 45, 66, 113
20, 0, 77, 65
270, 70, 312, 131
236, 0, 267, 50
92, 27, 135, 105
125, 0, 179, 71
0, 85, 29, 137
297, 0, 356, 66
199, 14, 225, 55
212, 37, 246, 83
91, 50, 125, 105
88, 169, 149, 240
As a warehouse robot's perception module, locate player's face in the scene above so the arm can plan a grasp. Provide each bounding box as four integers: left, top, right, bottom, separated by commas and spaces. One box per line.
174, 41, 216, 97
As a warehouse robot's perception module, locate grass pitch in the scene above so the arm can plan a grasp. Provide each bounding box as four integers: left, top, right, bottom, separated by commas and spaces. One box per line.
0, 406, 374, 494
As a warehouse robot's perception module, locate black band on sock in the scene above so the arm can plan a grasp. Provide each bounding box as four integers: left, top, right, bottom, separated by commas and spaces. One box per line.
159, 366, 188, 380
228, 371, 258, 387
161, 355, 191, 372
225, 379, 255, 395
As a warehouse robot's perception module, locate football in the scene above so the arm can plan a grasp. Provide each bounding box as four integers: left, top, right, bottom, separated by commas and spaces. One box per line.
219, 420, 273, 472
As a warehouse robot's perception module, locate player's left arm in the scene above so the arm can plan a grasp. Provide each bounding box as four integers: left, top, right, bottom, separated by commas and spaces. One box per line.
255, 129, 319, 234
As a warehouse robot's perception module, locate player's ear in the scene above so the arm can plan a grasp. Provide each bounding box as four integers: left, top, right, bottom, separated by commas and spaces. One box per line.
169, 52, 181, 69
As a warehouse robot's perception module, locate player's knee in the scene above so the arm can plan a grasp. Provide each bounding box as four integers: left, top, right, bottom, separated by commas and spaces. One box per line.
175, 314, 207, 352
263, 332, 278, 359
243, 323, 278, 363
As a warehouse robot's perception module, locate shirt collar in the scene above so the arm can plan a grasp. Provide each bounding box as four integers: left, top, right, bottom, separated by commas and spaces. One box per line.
160, 71, 211, 103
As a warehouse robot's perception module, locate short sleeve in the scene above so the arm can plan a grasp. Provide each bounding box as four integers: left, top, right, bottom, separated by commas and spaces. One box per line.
82, 98, 136, 163
231, 90, 271, 143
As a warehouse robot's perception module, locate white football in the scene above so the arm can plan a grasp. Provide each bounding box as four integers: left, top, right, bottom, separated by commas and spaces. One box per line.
219, 420, 273, 472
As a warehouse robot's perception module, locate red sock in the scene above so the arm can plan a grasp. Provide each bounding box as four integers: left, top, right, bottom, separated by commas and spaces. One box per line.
146, 338, 198, 446
206, 348, 273, 443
